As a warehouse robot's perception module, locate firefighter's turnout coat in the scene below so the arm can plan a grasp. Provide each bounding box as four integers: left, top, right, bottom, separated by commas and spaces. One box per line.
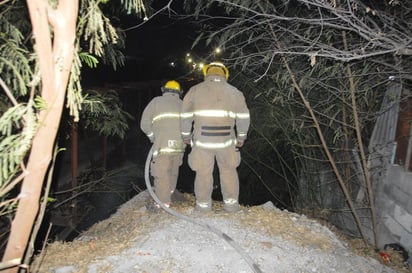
140, 92, 185, 205
181, 75, 250, 209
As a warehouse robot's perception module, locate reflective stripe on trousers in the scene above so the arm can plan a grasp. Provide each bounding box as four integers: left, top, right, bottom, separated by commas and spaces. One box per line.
224, 198, 238, 205
196, 200, 212, 209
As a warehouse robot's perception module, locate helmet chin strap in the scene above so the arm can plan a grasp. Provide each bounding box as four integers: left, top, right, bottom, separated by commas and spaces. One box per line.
161, 87, 182, 95
165, 90, 181, 95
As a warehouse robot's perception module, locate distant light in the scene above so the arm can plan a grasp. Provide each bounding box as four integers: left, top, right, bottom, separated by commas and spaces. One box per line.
199, 63, 204, 69
215, 47, 221, 54
169, 62, 176, 67
186, 53, 191, 57
187, 58, 193, 63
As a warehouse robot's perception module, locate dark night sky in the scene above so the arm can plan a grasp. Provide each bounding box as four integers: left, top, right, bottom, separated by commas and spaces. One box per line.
83, 3, 205, 86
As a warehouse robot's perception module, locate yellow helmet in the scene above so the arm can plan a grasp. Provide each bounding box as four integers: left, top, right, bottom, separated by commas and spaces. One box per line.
202, 62, 229, 80
162, 80, 182, 94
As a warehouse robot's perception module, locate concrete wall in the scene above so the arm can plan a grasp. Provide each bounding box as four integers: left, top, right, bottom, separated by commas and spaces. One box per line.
375, 164, 412, 259
298, 83, 411, 263
328, 163, 412, 263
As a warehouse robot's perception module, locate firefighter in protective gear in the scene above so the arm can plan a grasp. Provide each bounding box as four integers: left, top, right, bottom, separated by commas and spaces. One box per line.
181, 62, 250, 212
140, 80, 186, 209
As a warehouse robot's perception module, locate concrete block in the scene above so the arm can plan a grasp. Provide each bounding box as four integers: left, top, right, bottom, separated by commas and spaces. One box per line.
384, 215, 405, 239
376, 195, 395, 214
394, 205, 412, 232
408, 198, 412, 215
387, 165, 412, 193
388, 185, 409, 207
400, 234, 412, 254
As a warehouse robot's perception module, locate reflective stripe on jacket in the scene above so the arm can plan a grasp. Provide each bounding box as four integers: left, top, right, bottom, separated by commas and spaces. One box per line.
140, 93, 185, 155
181, 75, 250, 149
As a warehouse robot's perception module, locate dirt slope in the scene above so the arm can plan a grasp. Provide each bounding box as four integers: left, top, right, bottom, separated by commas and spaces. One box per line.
31, 191, 408, 273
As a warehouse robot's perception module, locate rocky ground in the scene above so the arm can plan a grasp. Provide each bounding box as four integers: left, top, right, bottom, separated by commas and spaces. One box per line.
31, 191, 410, 273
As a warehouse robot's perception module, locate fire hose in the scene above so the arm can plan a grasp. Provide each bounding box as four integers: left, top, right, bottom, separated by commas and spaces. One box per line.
144, 146, 263, 273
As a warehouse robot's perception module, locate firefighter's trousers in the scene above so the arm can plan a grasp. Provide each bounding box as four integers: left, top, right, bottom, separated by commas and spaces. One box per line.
188, 146, 241, 207
151, 153, 183, 205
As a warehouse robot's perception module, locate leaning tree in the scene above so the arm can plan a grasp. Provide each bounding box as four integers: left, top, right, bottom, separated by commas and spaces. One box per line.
0, 0, 149, 272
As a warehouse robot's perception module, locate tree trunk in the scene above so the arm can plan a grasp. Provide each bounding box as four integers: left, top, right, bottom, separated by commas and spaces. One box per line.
1, 1, 78, 272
